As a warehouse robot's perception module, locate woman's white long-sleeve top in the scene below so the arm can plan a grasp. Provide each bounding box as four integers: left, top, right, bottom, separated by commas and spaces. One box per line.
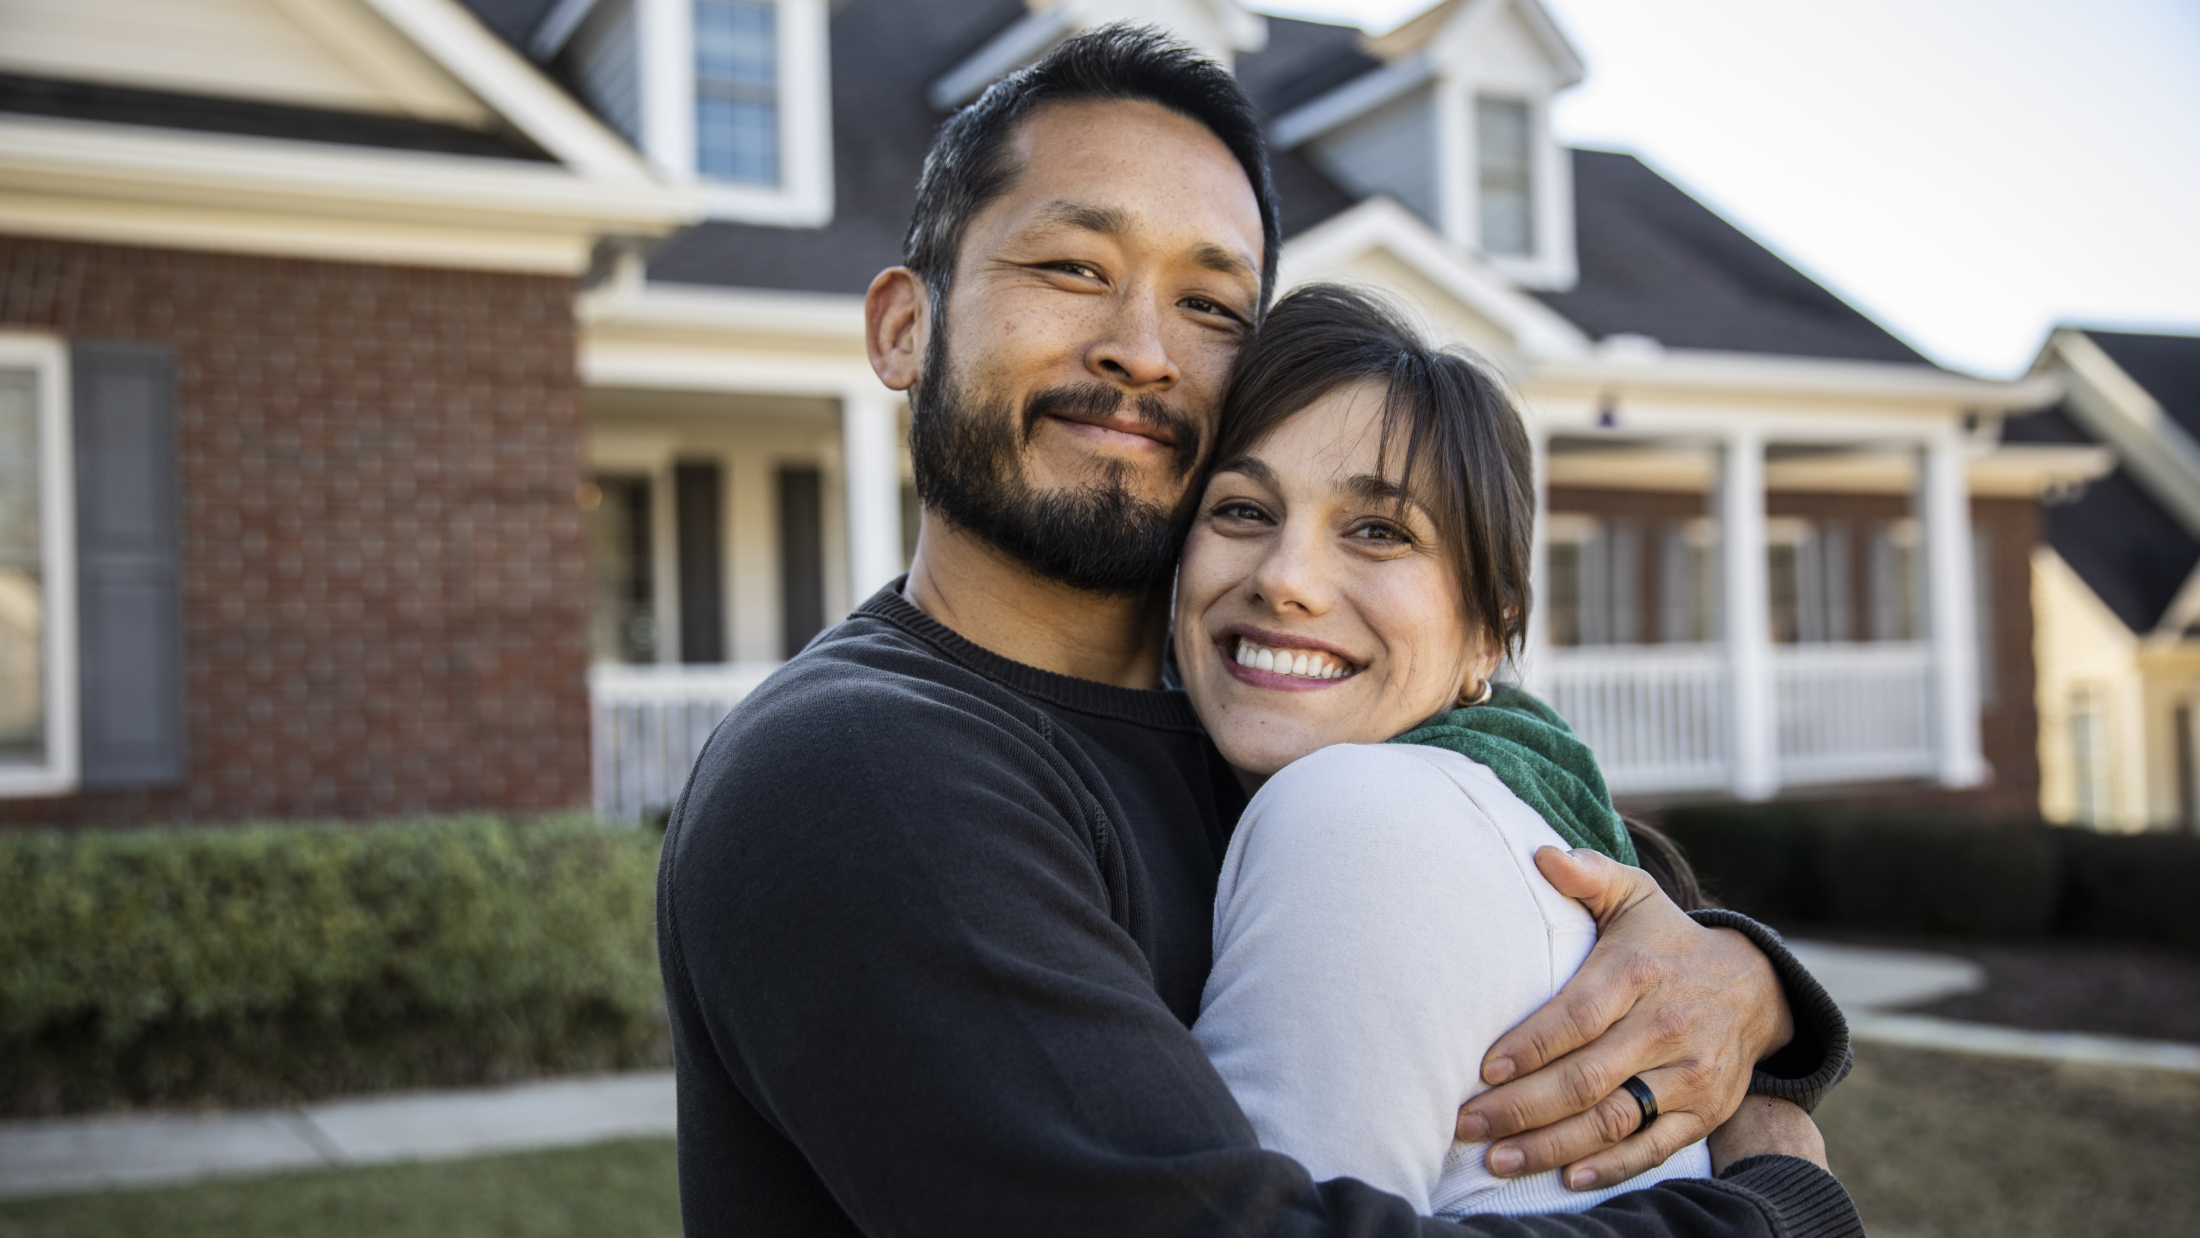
1191, 742, 1712, 1218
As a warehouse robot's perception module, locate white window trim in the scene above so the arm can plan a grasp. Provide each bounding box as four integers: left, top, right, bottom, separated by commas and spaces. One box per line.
638, 0, 834, 227
0, 332, 78, 798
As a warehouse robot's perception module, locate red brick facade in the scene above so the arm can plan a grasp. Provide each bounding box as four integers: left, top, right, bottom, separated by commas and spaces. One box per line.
0, 237, 592, 825
1550, 486, 2042, 815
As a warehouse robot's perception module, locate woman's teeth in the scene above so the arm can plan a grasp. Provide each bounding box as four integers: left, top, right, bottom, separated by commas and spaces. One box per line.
1234, 639, 1351, 680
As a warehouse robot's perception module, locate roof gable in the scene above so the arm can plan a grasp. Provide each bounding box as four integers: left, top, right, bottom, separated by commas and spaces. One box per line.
0, 0, 493, 125
2084, 329, 2200, 446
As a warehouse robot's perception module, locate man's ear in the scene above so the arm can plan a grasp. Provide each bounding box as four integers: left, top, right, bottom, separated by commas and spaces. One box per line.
866, 267, 929, 392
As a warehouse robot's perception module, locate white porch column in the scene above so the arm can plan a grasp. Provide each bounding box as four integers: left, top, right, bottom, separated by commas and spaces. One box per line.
840, 387, 905, 603
1720, 427, 1777, 800
1520, 424, 1550, 693
1920, 429, 1987, 787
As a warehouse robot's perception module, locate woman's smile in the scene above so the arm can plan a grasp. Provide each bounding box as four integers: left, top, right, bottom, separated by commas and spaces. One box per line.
1220, 626, 1362, 689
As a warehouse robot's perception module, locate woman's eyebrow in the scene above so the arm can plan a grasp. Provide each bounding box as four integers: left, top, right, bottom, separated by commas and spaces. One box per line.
1211, 455, 1278, 490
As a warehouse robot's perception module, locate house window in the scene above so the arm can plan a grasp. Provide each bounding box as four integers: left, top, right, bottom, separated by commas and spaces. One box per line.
1658, 518, 1719, 643
1547, 515, 1640, 647
695, 0, 778, 185
0, 335, 74, 796
1868, 518, 1921, 641
1767, 519, 1853, 644
584, 475, 658, 665
2069, 689, 2108, 827
1476, 97, 1534, 257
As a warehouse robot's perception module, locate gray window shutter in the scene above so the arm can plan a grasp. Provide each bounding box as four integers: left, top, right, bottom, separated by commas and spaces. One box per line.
73, 341, 184, 788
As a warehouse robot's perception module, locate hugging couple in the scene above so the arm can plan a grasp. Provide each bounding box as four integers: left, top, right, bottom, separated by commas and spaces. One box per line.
658, 25, 1861, 1238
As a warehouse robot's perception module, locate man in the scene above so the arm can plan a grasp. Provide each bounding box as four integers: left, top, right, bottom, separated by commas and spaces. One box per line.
659, 27, 1855, 1237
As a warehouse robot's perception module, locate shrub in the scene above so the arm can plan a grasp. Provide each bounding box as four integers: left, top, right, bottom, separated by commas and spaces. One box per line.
1661, 804, 2187, 948
0, 816, 665, 1117
2055, 828, 2200, 952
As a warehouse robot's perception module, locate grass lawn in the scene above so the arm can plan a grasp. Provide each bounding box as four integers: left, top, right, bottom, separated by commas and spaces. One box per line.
1816, 1044, 2200, 1237
2, 1044, 2193, 1238
0, 1138, 681, 1238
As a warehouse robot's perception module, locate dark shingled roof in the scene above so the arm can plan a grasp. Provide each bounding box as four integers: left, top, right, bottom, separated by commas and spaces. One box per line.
2084, 328, 2200, 444
2003, 398, 2200, 633
0, 71, 549, 161
1235, 15, 1383, 120
1534, 149, 1927, 363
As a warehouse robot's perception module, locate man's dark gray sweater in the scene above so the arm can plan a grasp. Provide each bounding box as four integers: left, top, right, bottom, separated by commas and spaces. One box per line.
658, 584, 1860, 1238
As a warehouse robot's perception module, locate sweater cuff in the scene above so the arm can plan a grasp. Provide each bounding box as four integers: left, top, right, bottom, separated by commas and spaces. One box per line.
1688, 908, 1853, 1113
1717, 1155, 1865, 1238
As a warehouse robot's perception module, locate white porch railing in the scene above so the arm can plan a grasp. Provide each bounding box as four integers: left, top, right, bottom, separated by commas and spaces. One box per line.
1545, 642, 1938, 797
1774, 642, 1934, 787
588, 663, 779, 822
591, 644, 1940, 818
1544, 645, 1731, 795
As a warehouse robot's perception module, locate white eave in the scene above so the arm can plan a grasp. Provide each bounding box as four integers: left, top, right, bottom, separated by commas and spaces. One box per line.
1532, 350, 2064, 409
0, 115, 698, 273
2045, 327, 2200, 533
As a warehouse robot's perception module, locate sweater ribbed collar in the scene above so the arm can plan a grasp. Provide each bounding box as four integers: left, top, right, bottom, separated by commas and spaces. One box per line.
854, 580, 1203, 733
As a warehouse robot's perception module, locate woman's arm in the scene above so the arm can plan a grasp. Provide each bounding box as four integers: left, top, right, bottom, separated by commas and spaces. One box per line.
1193, 743, 1603, 1215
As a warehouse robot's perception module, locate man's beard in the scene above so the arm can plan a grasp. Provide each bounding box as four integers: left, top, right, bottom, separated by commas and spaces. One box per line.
908, 309, 1201, 597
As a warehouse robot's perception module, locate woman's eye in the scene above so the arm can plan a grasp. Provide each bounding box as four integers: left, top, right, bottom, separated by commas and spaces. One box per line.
1351, 522, 1410, 544
1211, 501, 1269, 523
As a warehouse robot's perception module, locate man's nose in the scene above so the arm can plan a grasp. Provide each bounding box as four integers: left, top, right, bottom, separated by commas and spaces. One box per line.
1085, 293, 1179, 390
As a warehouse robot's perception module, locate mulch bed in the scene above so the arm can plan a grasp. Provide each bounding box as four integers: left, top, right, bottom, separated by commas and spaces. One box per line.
1790, 927, 2200, 1045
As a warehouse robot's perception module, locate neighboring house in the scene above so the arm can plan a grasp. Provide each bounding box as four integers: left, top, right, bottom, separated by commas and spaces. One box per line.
2012, 328, 2200, 833
0, 0, 695, 823
0, 0, 2102, 826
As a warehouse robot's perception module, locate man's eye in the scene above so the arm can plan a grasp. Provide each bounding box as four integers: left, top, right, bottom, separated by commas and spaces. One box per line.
1050, 261, 1103, 279
1183, 296, 1231, 316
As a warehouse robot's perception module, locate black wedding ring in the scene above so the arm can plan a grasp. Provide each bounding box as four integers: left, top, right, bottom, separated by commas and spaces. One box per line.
1619, 1075, 1660, 1134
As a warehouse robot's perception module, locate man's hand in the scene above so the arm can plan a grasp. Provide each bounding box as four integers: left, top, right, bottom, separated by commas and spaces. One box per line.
1452, 847, 1795, 1191
1708, 1096, 1827, 1174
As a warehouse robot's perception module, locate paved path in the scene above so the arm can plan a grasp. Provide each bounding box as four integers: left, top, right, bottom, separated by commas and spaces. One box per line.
0, 1072, 674, 1199
6, 939, 2196, 1200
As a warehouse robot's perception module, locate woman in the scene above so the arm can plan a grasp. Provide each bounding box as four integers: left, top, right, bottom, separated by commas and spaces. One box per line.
1177, 285, 1723, 1218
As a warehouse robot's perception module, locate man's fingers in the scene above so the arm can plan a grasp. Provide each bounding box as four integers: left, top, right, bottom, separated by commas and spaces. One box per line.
1459, 1026, 1648, 1143
1478, 1066, 1711, 1184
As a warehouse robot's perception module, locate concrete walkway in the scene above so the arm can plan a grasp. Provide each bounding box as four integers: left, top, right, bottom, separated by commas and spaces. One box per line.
6, 939, 2197, 1200
0, 1072, 674, 1199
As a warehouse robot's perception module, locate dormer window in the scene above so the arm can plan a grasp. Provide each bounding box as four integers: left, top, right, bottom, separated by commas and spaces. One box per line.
546, 0, 832, 226
695, 0, 778, 184
1474, 97, 1533, 257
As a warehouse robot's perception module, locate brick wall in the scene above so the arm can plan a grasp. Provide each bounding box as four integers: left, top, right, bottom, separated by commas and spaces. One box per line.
1550, 485, 2042, 815
0, 237, 591, 825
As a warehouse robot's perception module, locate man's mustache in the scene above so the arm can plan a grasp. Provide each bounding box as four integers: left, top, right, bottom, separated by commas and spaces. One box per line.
1021, 384, 1201, 478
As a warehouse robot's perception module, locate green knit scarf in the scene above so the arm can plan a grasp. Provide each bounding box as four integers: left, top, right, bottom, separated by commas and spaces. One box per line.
1388, 682, 1637, 865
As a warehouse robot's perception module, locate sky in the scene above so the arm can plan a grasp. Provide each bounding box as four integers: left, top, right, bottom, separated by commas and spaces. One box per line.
1247, 0, 2200, 378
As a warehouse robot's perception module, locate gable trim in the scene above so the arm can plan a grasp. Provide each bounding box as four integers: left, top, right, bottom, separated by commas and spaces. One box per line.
1279, 195, 1591, 360
361, 0, 657, 179
2050, 327, 2200, 535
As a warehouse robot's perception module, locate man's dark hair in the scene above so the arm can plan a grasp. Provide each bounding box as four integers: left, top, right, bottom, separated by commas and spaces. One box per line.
902, 24, 1282, 312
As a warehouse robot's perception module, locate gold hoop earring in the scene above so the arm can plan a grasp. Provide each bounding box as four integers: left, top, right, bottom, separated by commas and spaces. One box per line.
1458, 678, 1494, 708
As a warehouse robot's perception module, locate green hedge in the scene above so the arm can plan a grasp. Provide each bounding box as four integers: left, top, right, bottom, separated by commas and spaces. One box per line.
0, 816, 665, 1117
1660, 804, 2200, 951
